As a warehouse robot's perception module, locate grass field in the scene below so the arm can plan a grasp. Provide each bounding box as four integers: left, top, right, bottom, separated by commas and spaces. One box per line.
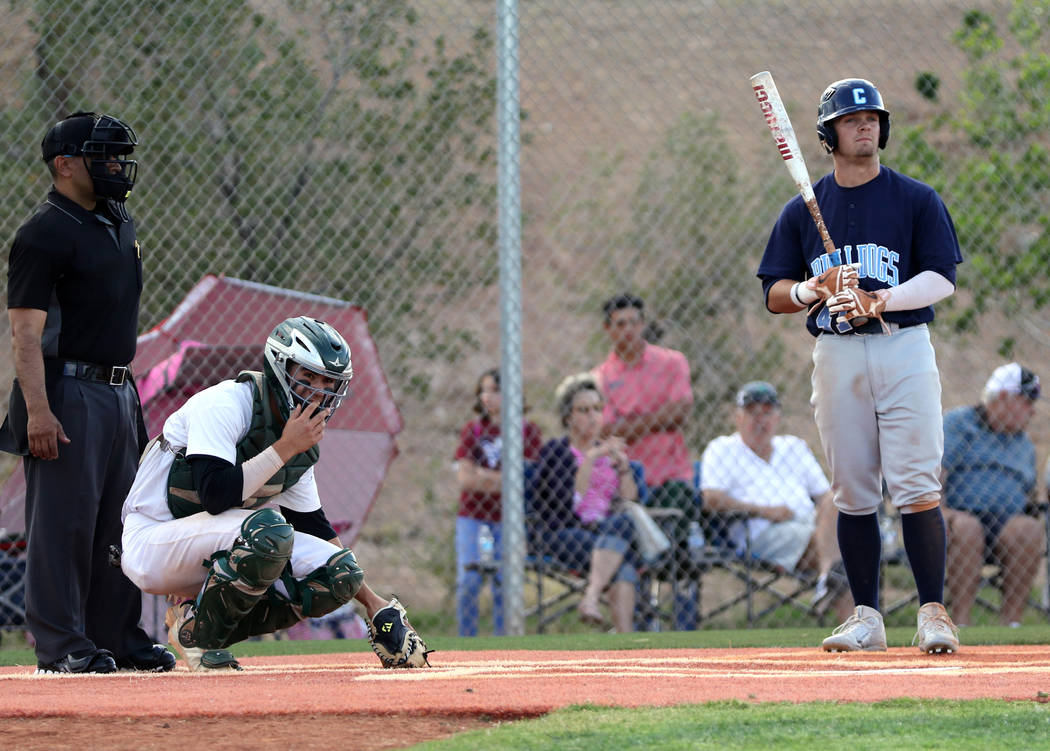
412, 699, 1050, 751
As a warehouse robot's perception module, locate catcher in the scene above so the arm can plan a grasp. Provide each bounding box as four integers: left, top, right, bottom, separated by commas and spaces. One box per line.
120, 316, 430, 670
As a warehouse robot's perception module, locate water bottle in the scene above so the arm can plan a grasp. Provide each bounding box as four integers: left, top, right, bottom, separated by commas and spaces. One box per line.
686, 520, 705, 567
478, 523, 496, 574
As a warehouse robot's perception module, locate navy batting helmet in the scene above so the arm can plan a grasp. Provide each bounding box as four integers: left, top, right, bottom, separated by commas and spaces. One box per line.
816, 78, 890, 153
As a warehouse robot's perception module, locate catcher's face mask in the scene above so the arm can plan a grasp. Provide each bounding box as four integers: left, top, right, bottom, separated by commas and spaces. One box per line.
286, 363, 350, 422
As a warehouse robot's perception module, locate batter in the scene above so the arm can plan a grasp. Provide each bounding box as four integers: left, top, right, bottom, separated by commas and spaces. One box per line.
757, 78, 963, 653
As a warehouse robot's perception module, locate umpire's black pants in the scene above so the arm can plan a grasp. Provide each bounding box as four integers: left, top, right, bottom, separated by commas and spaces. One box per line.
23, 375, 152, 664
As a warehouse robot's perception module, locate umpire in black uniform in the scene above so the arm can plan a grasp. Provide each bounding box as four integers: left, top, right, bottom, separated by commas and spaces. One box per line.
0, 112, 174, 673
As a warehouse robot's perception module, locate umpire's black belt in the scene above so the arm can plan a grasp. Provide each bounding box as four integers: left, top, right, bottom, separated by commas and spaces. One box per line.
56, 359, 130, 386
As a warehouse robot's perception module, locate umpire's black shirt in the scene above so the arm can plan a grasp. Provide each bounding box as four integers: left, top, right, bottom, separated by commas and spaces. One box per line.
7, 188, 142, 365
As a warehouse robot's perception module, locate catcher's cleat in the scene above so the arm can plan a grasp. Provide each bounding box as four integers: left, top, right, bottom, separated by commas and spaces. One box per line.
913, 602, 960, 654
165, 600, 242, 671
821, 605, 887, 652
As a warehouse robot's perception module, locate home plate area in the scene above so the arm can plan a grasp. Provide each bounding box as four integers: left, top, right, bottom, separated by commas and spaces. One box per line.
2, 646, 1048, 721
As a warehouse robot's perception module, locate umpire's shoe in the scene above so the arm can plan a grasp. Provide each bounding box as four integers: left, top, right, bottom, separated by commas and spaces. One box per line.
36, 648, 118, 675
165, 601, 241, 671
821, 605, 887, 652
116, 644, 177, 672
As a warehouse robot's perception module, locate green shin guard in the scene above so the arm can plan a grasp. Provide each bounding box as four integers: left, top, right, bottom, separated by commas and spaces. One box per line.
221, 548, 365, 645
299, 548, 365, 617
192, 508, 294, 649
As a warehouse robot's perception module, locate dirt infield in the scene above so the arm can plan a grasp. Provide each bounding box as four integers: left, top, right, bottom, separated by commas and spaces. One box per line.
2, 646, 1048, 750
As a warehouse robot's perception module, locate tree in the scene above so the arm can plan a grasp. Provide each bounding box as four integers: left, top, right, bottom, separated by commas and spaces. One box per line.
896, 2, 1050, 331
24, 0, 499, 355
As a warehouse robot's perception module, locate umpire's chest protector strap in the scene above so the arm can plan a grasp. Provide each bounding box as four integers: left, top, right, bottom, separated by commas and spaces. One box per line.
165, 371, 320, 519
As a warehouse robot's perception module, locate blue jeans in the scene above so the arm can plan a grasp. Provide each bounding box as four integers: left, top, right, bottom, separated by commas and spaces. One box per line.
455, 516, 503, 636
594, 513, 641, 585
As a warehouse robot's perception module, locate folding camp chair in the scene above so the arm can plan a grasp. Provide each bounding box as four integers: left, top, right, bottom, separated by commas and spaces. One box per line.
881, 495, 1050, 626
690, 461, 835, 627
526, 460, 674, 632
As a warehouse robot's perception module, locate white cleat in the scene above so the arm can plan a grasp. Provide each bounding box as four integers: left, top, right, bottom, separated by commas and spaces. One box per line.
914, 602, 960, 654
821, 605, 888, 652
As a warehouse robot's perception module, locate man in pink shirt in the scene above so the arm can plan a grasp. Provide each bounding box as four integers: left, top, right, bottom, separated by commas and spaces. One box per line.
594, 293, 698, 628
594, 293, 694, 491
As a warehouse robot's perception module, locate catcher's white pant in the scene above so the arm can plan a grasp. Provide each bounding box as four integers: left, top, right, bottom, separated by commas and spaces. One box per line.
811, 323, 943, 516
122, 509, 341, 600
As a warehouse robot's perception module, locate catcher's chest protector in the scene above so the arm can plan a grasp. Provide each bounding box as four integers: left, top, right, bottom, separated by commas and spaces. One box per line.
166, 371, 320, 519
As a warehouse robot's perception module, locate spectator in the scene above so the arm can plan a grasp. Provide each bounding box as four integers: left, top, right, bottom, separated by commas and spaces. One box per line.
700, 382, 849, 619
533, 373, 642, 632
0, 113, 172, 673
593, 293, 697, 627
594, 294, 694, 511
942, 363, 1044, 627
454, 367, 542, 636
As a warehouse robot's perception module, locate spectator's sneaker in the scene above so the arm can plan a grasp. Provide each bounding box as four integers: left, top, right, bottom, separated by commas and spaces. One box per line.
913, 602, 960, 654
811, 561, 848, 610
116, 644, 177, 672
821, 605, 887, 652
165, 600, 241, 671
36, 649, 118, 675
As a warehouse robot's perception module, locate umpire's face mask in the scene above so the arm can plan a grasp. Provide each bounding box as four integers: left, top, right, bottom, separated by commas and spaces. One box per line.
82, 115, 139, 202
86, 152, 137, 202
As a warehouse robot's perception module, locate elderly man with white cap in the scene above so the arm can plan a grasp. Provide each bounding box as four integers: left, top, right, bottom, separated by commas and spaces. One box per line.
941, 362, 1044, 627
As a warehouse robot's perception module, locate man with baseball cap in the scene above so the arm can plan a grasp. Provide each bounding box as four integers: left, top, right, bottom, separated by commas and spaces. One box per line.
0, 111, 172, 673
941, 363, 1044, 627
700, 382, 849, 618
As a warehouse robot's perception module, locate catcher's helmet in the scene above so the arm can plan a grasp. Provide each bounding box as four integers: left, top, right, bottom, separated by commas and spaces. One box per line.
263, 316, 353, 422
41, 111, 138, 202
816, 78, 890, 153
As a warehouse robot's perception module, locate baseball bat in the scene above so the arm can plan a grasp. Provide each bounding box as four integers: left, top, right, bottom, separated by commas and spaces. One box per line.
750, 71, 860, 332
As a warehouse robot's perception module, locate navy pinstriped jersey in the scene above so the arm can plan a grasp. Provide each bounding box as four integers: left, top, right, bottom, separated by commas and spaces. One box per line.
757, 166, 963, 337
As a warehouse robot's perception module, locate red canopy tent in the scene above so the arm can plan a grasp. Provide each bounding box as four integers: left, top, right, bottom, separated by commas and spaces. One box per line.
0, 275, 403, 545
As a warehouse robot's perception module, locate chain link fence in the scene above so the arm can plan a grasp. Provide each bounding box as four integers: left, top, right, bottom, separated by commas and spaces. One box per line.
1, 0, 1049, 639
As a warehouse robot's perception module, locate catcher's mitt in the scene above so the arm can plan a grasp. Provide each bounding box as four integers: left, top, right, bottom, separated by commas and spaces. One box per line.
827, 287, 891, 334
368, 598, 432, 669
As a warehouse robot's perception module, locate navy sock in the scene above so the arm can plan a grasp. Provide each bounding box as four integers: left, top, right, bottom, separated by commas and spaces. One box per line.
837, 511, 881, 610
900, 506, 946, 606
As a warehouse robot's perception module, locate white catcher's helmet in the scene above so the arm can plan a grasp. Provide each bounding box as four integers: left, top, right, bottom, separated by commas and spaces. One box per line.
263, 316, 353, 422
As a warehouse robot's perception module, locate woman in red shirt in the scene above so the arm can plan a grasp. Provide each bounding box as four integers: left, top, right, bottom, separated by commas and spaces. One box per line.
454, 368, 542, 636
